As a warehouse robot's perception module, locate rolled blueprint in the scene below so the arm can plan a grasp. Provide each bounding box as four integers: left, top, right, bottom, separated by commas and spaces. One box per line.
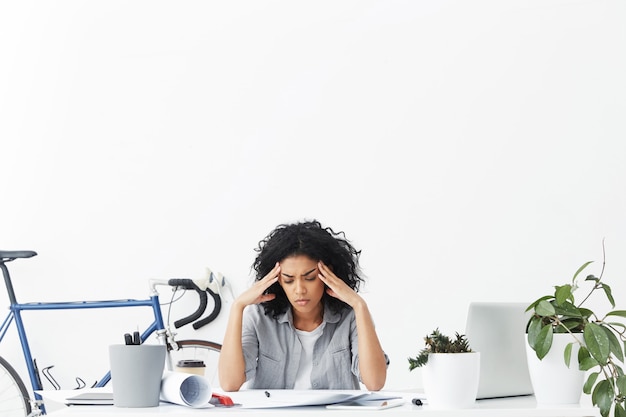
160, 371, 213, 408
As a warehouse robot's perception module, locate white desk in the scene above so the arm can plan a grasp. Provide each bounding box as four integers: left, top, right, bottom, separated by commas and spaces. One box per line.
44, 391, 599, 417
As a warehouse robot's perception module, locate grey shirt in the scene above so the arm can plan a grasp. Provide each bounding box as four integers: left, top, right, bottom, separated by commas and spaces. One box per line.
241, 303, 371, 389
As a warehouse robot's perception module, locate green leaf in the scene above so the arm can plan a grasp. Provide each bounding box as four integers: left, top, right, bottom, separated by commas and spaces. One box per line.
564, 342, 573, 367
578, 345, 591, 362
584, 322, 611, 365
536, 300, 556, 316
554, 301, 583, 317
573, 261, 593, 282
579, 307, 594, 319
617, 375, 626, 396
579, 356, 600, 371
606, 310, 626, 318
560, 318, 585, 332
592, 379, 614, 417
616, 403, 626, 417
527, 316, 543, 349
578, 345, 600, 370
555, 284, 574, 305
601, 324, 624, 363
607, 322, 626, 331
602, 283, 616, 308
584, 372, 600, 395
526, 296, 553, 312
535, 324, 554, 360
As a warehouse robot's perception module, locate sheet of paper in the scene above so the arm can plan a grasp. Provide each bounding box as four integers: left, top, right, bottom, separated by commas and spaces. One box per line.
227, 389, 401, 409
326, 398, 406, 410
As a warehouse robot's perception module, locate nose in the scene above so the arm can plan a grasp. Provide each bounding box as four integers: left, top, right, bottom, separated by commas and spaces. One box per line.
295, 279, 306, 295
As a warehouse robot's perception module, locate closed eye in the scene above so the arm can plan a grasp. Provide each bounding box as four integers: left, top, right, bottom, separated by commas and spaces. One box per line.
281, 268, 317, 283
303, 268, 317, 279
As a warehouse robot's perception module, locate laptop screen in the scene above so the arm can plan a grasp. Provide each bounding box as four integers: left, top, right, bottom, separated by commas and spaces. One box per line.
464, 302, 534, 399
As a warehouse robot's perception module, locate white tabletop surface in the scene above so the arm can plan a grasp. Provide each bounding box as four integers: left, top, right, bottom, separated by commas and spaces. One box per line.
40, 389, 600, 417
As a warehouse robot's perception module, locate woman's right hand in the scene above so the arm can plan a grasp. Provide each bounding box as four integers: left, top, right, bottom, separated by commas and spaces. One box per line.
221, 266, 280, 391
233, 262, 280, 308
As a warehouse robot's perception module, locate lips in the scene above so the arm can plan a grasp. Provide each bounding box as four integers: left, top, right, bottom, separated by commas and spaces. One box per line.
295, 299, 309, 306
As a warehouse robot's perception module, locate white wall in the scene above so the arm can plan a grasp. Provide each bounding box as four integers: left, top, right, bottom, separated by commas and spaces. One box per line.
1, 0, 625, 393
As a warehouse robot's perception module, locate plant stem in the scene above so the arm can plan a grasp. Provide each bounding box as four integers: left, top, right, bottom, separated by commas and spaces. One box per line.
577, 239, 607, 309
554, 318, 584, 344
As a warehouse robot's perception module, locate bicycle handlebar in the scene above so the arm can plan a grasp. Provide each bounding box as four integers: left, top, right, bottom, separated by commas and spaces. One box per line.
192, 288, 221, 330
150, 278, 221, 330
168, 279, 208, 328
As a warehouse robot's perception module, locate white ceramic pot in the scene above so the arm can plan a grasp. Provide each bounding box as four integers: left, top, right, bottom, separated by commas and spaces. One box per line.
525, 333, 586, 404
422, 352, 481, 409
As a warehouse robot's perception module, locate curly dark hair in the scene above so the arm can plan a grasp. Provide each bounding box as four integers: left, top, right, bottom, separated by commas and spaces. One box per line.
252, 220, 364, 319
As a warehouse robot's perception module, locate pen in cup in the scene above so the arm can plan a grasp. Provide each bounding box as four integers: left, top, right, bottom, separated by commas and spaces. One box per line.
124, 331, 141, 345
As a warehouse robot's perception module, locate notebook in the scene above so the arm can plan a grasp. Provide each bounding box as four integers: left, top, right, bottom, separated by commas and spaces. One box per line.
65, 391, 114, 405
464, 302, 534, 399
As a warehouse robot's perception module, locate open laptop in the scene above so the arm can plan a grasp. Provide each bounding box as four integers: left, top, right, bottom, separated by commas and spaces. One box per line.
464, 302, 534, 399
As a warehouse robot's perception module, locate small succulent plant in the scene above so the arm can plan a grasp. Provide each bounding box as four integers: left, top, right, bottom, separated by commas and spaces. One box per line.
408, 328, 473, 371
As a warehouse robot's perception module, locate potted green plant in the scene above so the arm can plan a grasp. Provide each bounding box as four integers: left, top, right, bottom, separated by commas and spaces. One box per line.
526, 245, 626, 417
408, 329, 480, 409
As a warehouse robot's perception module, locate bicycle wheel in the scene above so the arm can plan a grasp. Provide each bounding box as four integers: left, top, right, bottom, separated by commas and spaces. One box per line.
168, 340, 222, 387
0, 355, 32, 417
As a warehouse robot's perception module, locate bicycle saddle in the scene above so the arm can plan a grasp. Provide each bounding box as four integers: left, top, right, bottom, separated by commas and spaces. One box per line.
0, 250, 38, 261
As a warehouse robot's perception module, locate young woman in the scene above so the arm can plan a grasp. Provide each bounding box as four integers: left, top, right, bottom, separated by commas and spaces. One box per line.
218, 220, 388, 391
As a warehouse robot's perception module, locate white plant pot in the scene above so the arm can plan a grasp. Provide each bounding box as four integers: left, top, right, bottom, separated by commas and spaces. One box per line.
422, 352, 481, 409
526, 333, 586, 404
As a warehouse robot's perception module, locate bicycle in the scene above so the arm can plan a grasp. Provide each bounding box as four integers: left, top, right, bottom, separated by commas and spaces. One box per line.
0, 250, 225, 417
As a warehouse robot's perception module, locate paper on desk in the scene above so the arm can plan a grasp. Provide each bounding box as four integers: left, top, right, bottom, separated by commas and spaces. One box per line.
326, 398, 406, 410
228, 389, 401, 408
160, 371, 214, 408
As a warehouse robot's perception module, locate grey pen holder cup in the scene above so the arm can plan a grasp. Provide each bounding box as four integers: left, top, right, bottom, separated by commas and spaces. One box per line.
109, 344, 166, 407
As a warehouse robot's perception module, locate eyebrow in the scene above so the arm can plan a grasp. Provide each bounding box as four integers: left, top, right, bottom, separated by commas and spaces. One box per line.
282, 268, 317, 278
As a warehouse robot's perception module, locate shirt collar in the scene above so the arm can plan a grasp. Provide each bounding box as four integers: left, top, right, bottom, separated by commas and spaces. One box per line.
277, 302, 343, 326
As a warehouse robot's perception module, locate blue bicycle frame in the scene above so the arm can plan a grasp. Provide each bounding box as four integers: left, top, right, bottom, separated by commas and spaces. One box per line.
0, 296, 167, 392
0, 257, 167, 416
0, 251, 218, 416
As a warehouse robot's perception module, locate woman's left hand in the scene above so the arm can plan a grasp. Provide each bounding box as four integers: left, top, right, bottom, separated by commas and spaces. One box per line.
317, 261, 362, 308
